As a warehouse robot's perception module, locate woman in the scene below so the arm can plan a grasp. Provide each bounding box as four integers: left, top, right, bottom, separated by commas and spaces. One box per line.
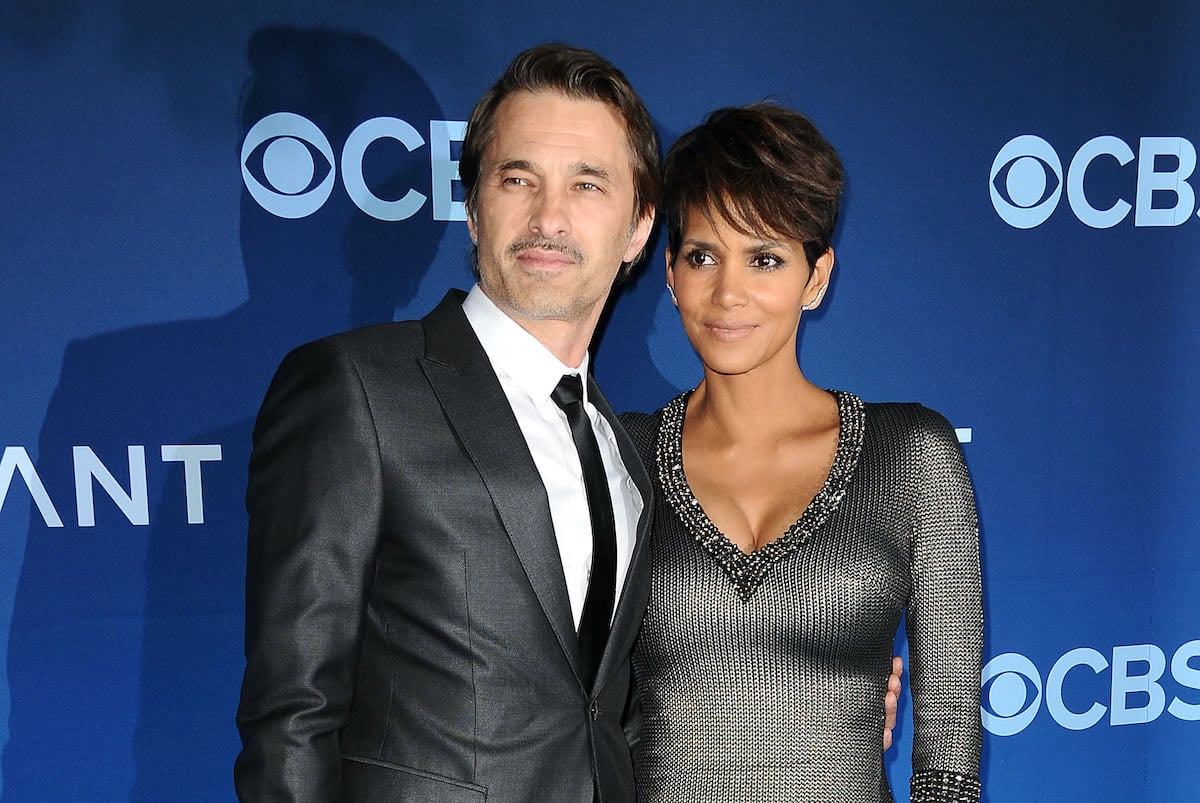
623, 105, 983, 802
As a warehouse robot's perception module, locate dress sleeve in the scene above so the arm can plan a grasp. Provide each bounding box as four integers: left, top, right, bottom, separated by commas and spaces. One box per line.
905, 407, 984, 802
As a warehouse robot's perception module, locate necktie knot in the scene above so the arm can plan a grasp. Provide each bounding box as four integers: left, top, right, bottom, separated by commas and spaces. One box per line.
552, 374, 585, 410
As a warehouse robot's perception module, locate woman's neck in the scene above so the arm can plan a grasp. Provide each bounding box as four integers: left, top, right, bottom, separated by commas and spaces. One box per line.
687, 361, 832, 445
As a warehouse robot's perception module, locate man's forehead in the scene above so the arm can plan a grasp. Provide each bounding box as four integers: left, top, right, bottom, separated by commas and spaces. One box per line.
486, 91, 634, 169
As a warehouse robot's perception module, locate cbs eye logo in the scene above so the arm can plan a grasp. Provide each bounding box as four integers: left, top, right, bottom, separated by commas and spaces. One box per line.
241, 112, 454, 221
241, 113, 337, 219
989, 135, 1063, 229
980, 652, 1043, 736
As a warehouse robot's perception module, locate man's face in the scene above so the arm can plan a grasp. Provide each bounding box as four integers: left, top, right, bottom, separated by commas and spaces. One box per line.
467, 91, 652, 336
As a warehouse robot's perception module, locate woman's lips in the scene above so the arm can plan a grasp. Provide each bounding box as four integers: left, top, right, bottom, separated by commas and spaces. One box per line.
703, 320, 758, 342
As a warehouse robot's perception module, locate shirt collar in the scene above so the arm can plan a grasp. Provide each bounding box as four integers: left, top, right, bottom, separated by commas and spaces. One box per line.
462, 284, 592, 406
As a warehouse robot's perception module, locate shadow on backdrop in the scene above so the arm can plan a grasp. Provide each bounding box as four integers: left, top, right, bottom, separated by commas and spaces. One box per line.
4, 28, 446, 801
593, 120, 688, 415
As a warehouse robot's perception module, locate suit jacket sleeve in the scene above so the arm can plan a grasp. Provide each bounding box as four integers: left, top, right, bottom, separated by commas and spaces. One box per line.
615, 410, 658, 754
235, 338, 385, 801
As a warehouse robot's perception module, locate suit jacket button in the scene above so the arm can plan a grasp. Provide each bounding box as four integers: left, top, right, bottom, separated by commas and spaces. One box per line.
589, 702, 600, 720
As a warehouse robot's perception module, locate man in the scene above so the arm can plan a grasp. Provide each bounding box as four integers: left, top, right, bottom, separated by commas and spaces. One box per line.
236, 44, 657, 802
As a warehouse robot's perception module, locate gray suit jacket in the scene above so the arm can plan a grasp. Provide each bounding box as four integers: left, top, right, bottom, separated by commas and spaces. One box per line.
235, 291, 653, 802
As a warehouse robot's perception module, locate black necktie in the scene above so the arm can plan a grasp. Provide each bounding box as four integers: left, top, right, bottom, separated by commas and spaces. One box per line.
551, 374, 617, 690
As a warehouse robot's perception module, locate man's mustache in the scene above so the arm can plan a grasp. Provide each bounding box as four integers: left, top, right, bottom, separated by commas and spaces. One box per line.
507, 237, 585, 264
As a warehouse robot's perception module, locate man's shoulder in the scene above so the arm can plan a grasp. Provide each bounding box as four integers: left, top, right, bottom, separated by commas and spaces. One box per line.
289, 289, 472, 366
278, 321, 426, 373
324, 319, 425, 352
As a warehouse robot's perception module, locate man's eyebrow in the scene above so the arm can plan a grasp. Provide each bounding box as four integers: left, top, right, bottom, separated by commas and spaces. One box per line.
495, 159, 536, 173
572, 162, 612, 181
491, 159, 613, 182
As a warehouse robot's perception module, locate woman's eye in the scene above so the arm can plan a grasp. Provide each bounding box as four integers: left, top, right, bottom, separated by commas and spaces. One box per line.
752, 253, 784, 270
685, 249, 715, 267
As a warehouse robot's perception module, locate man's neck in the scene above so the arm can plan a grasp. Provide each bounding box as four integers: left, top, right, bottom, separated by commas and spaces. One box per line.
512, 318, 597, 368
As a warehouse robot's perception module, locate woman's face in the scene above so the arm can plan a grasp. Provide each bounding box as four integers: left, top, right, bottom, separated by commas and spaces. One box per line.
667, 209, 832, 378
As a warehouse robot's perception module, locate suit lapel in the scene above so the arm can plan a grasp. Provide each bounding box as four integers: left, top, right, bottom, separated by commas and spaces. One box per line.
418, 291, 583, 679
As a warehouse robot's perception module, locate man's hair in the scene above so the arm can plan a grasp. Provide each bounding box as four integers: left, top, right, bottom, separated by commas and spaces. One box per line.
663, 103, 844, 270
459, 43, 661, 277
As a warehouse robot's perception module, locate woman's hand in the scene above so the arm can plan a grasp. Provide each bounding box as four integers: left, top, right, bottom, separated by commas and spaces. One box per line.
884, 656, 904, 750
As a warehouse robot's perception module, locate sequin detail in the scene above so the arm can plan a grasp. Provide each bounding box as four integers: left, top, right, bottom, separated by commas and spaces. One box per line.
910, 770, 982, 802
655, 389, 866, 600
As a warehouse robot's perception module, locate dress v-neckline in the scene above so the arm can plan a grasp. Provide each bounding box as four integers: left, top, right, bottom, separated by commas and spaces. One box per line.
656, 389, 866, 600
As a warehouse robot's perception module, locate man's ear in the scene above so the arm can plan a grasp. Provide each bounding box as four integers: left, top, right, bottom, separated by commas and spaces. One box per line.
622, 208, 656, 265
465, 202, 478, 244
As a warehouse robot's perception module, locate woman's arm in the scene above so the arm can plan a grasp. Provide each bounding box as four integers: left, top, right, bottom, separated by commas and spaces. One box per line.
906, 407, 984, 802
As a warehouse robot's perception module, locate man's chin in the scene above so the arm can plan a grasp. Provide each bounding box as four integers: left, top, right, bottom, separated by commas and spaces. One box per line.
508, 291, 597, 324
481, 273, 607, 323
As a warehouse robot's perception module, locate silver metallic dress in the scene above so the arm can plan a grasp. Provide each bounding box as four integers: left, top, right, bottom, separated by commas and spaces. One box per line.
621, 391, 982, 803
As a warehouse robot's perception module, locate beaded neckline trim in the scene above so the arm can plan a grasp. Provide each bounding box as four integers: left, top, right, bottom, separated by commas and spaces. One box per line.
656, 389, 866, 600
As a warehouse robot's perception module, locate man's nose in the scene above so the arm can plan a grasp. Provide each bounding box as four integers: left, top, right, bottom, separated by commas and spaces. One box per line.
528, 185, 570, 238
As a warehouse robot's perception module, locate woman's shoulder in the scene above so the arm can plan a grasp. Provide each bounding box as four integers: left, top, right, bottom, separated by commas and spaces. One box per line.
618, 406, 665, 456
618, 392, 689, 467
617, 408, 660, 430
617, 409, 661, 475
848, 395, 964, 459
870, 402, 955, 430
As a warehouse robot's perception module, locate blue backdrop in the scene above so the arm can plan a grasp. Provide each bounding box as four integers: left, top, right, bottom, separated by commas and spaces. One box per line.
1, 2, 1197, 800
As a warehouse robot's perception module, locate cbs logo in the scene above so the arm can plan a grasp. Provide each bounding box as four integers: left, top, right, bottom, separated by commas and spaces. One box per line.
241, 112, 467, 221
990, 134, 1199, 229
981, 641, 1200, 736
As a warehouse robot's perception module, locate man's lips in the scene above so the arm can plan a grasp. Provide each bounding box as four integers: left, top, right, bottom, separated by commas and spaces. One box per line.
516, 248, 575, 266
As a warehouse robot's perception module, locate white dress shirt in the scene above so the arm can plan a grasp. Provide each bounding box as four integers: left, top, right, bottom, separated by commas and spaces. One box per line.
462, 285, 642, 628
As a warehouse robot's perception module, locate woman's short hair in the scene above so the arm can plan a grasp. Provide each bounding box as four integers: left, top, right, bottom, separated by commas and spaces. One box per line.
459, 43, 660, 276
663, 103, 844, 269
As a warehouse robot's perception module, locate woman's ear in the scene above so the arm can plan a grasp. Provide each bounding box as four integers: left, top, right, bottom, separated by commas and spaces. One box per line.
665, 249, 677, 306
802, 248, 835, 311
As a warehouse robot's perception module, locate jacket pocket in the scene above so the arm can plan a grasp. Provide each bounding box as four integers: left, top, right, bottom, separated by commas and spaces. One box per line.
342, 755, 487, 801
